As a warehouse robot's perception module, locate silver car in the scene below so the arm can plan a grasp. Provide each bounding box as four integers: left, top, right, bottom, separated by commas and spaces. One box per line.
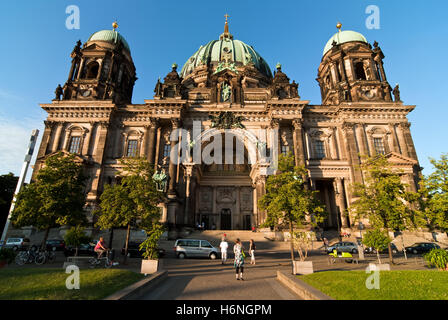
327, 241, 359, 254
174, 239, 218, 259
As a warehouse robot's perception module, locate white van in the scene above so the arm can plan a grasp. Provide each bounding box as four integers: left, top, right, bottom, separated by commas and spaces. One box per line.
174, 239, 218, 259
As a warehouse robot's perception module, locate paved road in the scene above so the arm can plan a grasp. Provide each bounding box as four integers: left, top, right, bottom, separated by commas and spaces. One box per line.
140, 250, 301, 300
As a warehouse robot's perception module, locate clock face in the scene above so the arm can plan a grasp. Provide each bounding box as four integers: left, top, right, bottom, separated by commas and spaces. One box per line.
363, 90, 374, 99
82, 90, 91, 97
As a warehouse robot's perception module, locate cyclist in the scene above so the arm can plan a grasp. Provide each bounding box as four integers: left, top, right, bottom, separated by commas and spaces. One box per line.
94, 237, 108, 259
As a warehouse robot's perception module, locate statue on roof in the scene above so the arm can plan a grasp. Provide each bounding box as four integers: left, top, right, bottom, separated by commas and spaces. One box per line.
54, 84, 63, 101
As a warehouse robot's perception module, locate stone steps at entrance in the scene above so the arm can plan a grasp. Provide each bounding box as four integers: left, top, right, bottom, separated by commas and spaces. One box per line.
186, 230, 269, 243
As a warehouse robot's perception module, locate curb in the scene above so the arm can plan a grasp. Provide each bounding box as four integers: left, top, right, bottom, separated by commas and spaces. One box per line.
104, 270, 168, 300
276, 271, 334, 300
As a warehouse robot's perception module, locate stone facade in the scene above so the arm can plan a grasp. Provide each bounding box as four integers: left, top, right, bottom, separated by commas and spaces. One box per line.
32, 23, 421, 232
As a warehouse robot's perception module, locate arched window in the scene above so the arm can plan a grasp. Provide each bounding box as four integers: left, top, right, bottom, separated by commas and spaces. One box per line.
86, 61, 100, 79
354, 61, 367, 80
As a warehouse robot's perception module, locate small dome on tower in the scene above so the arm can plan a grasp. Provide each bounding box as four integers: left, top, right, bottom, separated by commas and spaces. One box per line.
323, 29, 368, 56
87, 29, 131, 52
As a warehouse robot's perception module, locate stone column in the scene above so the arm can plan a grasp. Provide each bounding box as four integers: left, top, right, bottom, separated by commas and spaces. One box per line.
342, 123, 363, 183
269, 119, 280, 162
335, 178, 349, 228
82, 123, 94, 156
388, 123, 400, 153
183, 165, 193, 226
255, 176, 266, 224
400, 122, 418, 160
292, 119, 306, 166
37, 121, 55, 158
331, 127, 340, 160
51, 123, 64, 153
253, 185, 259, 227
62, 129, 71, 151
212, 186, 217, 216
146, 118, 159, 164
355, 123, 368, 157
396, 122, 410, 158
168, 119, 179, 195
88, 122, 109, 200
235, 186, 241, 230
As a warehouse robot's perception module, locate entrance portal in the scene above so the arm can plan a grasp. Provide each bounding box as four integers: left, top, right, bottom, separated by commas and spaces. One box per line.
221, 209, 232, 230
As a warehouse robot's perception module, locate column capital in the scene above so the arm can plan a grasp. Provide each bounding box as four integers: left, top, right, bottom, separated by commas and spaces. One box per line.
292, 118, 303, 129
149, 117, 160, 128
399, 122, 411, 129
341, 122, 355, 132
269, 118, 280, 129
44, 120, 57, 129
171, 118, 180, 129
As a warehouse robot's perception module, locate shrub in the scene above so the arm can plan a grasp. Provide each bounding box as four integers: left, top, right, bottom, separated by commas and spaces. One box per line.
362, 229, 391, 264
424, 249, 448, 271
0, 248, 16, 264
64, 226, 91, 256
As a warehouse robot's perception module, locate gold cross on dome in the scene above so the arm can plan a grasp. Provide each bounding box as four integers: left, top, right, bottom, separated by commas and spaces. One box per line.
224, 14, 230, 23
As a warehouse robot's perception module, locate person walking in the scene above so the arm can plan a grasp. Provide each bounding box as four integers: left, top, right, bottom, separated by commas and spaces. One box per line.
233, 238, 245, 280
219, 237, 229, 265
249, 239, 256, 265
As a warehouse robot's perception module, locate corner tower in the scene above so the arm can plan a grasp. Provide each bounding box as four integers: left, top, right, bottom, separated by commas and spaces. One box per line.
62, 22, 136, 104
317, 23, 392, 105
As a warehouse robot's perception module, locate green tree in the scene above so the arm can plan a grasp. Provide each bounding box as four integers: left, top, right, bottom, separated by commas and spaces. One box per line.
259, 152, 326, 267
418, 154, 448, 231
362, 229, 391, 264
64, 226, 91, 256
350, 155, 419, 264
95, 157, 163, 263
10, 152, 87, 249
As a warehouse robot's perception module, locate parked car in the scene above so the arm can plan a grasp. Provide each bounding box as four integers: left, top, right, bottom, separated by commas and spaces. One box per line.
405, 242, 440, 254
46, 239, 66, 251
4, 237, 30, 251
121, 241, 166, 258
174, 239, 218, 259
64, 241, 96, 257
364, 243, 399, 254
326, 241, 359, 254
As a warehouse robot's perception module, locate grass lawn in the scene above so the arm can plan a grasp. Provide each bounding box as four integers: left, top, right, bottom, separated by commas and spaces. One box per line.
0, 268, 144, 300
299, 270, 448, 300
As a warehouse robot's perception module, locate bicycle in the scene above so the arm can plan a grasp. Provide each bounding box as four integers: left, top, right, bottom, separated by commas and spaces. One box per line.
34, 247, 57, 265
15, 246, 39, 265
88, 249, 118, 268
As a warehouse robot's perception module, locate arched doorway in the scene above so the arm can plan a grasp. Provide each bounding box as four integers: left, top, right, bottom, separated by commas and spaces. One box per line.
194, 129, 258, 230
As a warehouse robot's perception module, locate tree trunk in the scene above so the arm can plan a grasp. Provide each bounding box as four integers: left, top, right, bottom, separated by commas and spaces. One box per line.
41, 227, 50, 251
123, 224, 131, 264
289, 220, 295, 273
108, 228, 114, 249
388, 242, 394, 264
75, 247, 79, 257
376, 249, 382, 264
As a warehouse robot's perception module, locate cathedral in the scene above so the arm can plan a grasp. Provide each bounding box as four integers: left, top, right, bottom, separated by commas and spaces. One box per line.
33, 19, 421, 232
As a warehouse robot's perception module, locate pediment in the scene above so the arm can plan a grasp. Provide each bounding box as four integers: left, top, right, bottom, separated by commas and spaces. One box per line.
82, 43, 108, 52
37, 150, 86, 164
385, 152, 418, 166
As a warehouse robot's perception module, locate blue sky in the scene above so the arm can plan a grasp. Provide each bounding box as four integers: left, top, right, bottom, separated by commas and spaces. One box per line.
0, 0, 446, 181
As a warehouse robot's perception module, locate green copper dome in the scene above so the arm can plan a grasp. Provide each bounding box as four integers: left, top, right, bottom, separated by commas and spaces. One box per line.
180, 36, 272, 79
323, 30, 368, 56
87, 30, 131, 52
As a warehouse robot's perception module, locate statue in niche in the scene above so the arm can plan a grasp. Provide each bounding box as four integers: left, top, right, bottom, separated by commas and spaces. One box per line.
152, 167, 167, 192
221, 82, 231, 102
